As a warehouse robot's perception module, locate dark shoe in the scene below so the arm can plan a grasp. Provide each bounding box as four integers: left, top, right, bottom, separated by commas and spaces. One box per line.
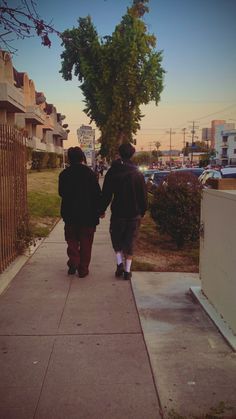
78, 270, 89, 278
123, 271, 132, 280
115, 263, 124, 277
68, 266, 77, 275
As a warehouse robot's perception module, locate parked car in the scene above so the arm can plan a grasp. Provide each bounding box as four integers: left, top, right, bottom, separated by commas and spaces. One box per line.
219, 167, 236, 178
172, 167, 204, 178
146, 170, 170, 192
142, 169, 159, 183
199, 167, 236, 188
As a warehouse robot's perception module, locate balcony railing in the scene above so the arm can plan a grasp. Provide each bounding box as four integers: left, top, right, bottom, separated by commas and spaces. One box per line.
0, 82, 25, 113
27, 136, 63, 154
27, 136, 46, 151
46, 143, 54, 153
52, 124, 68, 140
24, 105, 45, 125
55, 146, 63, 155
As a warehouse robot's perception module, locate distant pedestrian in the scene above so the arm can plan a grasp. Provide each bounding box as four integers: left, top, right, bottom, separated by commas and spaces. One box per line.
101, 143, 148, 280
59, 147, 102, 277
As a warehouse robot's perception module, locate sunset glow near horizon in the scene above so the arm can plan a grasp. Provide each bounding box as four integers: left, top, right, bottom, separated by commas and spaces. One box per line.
9, 0, 236, 151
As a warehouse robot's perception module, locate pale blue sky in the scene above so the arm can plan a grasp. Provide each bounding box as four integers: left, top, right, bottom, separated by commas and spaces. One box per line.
9, 0, 236, 150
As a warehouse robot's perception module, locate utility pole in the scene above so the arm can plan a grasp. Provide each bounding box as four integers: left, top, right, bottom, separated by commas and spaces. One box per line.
166, 129, 175, 169
182, 128, 186, 166
188, 121, 199, 165
148, 141, 155, 167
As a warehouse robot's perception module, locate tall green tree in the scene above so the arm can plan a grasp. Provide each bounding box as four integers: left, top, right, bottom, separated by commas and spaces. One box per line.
60, 0, 165, 157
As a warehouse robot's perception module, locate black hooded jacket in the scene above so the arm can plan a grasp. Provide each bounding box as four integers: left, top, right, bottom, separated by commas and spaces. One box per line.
101, 160, 148, 218
59, 163, 101, 226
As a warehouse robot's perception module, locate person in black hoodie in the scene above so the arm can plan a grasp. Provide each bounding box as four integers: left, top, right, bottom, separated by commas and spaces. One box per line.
101, 143, 148, 280
59, 147, 102, 277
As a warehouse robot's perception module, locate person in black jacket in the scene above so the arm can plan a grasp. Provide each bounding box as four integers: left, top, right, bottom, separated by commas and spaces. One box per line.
101, 143, 148, 280
59, 147, 102, 277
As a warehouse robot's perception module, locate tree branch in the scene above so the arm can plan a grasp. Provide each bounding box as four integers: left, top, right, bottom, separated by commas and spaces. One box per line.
0, 0, 62, 53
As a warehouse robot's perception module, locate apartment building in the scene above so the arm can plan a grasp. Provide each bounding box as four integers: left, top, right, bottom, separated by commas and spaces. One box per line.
215, 126, 236, 166
0, 50, 68, 156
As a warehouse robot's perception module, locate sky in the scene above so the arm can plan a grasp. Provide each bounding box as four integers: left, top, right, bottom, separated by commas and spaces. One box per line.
6, 0, 236, 151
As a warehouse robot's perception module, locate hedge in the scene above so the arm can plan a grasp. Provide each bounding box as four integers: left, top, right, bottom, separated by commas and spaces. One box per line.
30, 150, 63, 170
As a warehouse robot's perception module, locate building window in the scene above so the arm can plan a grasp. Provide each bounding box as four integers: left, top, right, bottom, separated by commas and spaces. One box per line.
234, 136, 236, 141
234, 149, 236, 154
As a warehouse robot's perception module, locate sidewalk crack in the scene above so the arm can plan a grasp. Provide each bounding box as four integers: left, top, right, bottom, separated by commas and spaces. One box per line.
33, 279, 72, 418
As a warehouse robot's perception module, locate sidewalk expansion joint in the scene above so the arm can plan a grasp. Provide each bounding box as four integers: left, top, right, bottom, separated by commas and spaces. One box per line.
33, 336, 57, 419
130, 279, 164, 419
0, 332, 142, 337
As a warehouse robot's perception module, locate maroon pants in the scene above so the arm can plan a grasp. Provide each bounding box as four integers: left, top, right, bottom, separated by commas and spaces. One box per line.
64, 224, 95, 274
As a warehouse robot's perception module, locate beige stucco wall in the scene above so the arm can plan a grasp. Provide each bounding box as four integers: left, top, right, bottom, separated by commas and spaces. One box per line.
200, 189, 236, 334
0, 51, 14, 84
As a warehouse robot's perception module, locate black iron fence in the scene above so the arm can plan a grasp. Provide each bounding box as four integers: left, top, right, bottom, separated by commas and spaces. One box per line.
0, 125, 27, 273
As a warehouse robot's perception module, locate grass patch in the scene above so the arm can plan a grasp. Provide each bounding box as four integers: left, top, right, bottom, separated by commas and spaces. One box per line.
134, 211, 199, 272
27, 169, 62, 194
27, 169, 61, 239
28, 192, 60, 218
132, 259, 156, 271
29, 224, 51, 238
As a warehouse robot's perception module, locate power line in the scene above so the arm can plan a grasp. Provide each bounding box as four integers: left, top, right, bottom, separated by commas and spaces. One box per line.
137, 103, 236, 134
196, 103, 236, 121
67, 103, 236, 132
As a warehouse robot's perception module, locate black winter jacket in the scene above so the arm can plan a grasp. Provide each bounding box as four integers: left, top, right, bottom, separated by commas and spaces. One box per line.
101, 160, 148, 218
59, 163, 101, 226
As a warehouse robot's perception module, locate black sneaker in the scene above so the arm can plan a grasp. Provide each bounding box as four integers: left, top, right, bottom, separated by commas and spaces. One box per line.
123, 271, 132, 280
68, 266, 77, 275
115, 263, 124, 277
78, 269, 89, 278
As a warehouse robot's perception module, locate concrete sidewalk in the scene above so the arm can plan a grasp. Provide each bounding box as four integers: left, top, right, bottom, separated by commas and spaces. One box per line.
0, 216, 236, 418
0, 217, 161, 419
132, 273, 236, 418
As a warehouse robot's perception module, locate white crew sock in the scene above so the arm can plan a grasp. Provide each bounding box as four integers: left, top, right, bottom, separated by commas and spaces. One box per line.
116, 252, 123, 265
125, 259, 132, 272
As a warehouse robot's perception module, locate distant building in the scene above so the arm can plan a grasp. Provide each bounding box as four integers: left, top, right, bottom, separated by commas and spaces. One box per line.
202, 120, 226, 150
202, 127, 212, 145
211, 120, 225, 149
77, 125, 95, 167
215, 124, 236, 166
157, 149, 203, 166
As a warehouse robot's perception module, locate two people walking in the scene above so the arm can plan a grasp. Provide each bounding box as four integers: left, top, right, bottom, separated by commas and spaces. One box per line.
59, 143, 147, 279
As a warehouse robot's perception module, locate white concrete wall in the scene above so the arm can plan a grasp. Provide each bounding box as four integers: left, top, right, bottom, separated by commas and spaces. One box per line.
200, 189, 236, 334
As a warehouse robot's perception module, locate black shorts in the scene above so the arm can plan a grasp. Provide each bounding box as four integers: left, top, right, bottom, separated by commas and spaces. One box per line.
109, 216, 141, 256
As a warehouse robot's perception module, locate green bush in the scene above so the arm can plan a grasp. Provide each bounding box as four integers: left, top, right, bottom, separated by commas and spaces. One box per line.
47, 153, 58, 169
16, 216, 35, 254
150, 172, 202, 248
31, 151, 49, 170
30, 151, 63, 170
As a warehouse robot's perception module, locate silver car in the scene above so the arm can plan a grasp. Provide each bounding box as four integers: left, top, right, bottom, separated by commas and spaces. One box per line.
199, 167, 236, 188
